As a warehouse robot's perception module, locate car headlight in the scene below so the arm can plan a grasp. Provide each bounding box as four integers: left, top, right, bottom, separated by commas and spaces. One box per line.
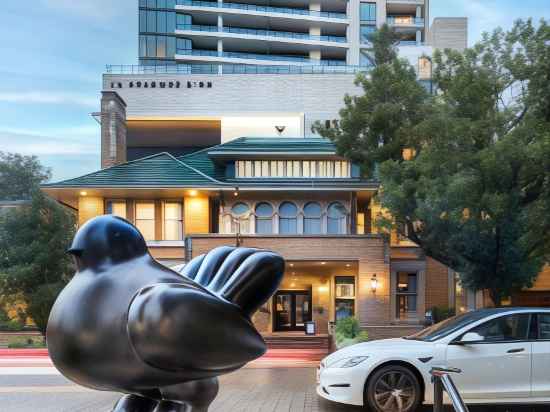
341, 356, 368, 368
328, 356, 368, 368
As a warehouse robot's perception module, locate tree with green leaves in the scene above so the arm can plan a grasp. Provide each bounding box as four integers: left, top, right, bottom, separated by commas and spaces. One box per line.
0, 153, 75, 334
0, 152, 51, 201
315, 20, 550, 305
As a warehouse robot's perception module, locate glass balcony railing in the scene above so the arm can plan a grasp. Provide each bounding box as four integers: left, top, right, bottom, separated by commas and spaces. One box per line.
177, 49, 219, 56
176, 0, 347, 19
106, 64, 369, 75
387, 16, 425, 26
176, 24, 347, 43
176, 49, 347, 65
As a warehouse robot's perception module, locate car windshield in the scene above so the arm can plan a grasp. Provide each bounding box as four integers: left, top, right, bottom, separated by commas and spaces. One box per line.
404, 311, 492, 342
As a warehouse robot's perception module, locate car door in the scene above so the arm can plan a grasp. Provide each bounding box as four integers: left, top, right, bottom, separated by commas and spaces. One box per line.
531, 312, 550, 398
445, 313, 532, 400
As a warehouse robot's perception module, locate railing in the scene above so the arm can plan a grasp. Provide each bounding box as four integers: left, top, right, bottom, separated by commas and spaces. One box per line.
387, 16, 425, 26
175, 49, 347, 65
176, 24, 347, 43
105, 64, 369, 75
176, 0, 347, 19
430, 367, 470, 412
177, 49, 219, 56
398, 40, 425, 46
386, 0, 425, 4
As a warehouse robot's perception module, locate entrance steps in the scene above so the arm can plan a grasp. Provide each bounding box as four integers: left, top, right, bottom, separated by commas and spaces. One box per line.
263, 333, 330, 351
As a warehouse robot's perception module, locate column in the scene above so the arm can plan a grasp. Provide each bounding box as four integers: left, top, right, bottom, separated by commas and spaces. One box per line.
217, 14, 223, 74
100, 91, 127, 168
217, 39, 223, 74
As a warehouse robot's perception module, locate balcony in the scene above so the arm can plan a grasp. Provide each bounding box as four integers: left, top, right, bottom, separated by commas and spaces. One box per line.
176, 0, 347, 21
386, 0, 424, 5
175, 24, 348, 46
175, 49, 347, 66
386, 16, 425, 28
105, 64, 368, 75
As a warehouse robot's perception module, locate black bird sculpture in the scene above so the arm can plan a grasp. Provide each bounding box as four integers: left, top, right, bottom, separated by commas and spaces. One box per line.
47, 215, 285, 412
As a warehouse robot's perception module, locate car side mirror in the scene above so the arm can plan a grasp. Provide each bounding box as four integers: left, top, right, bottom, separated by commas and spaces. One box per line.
456, 332, 484, 345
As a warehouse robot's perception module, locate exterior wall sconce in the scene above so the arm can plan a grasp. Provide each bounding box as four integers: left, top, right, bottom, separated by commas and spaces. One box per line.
371, 274, 378, 294
233, 187, 239, 197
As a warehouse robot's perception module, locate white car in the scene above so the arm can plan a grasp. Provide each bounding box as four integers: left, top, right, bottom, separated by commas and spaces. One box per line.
318, 307, 550, 411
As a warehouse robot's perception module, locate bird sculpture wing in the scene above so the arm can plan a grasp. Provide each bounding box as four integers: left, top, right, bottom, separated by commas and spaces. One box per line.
127, 247, 284, 374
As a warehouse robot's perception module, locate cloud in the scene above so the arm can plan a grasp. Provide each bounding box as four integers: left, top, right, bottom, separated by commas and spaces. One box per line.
0, 92, 97, 108
0, 129, 98, 156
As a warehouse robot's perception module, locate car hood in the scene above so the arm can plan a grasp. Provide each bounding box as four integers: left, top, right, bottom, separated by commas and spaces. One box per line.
323, 338, 433, 366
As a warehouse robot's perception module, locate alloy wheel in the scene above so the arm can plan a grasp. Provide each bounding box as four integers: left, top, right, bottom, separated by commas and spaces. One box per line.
372, 370, 416, 411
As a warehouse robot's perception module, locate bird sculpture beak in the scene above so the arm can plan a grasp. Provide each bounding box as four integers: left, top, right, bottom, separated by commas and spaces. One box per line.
67, 247, 83, 256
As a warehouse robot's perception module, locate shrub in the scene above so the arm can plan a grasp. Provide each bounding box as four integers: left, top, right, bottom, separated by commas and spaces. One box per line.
0, 307, 24, 331
334, 317, 369, 348
7, 336, 45, 349
430, 306, 456, 324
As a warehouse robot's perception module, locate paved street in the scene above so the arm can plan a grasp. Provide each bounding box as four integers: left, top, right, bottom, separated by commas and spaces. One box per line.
1, 369, 550, 412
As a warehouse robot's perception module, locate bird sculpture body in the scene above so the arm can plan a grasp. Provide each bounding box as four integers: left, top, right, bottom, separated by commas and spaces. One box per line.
47, 215, 285, 412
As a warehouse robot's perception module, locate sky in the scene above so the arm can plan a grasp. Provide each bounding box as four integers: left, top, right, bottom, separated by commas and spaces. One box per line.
0, 0, 548, 182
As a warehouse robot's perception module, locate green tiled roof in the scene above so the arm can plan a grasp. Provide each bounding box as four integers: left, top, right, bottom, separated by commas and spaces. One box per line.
207, 137, 337, 156
42, 153, 223, 188
177, 147, 226, 181
43, 137, 377, 190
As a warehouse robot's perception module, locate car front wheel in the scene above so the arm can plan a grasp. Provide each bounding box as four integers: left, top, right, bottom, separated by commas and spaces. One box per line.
365, 365, 421, 412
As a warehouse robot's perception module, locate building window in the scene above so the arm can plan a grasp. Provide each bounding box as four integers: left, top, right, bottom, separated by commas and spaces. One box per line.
135, 202, 156, 241
106, 200, 126, 219
176, 37, 192, 53
335, 276, 355, 320
231, 202, 250, 234
327, 202, 347, 234
396, 272, 418, 319
360, 2, 376, 23
279, 202, 298, 234
360, 50, 373, 67
235, 160, 350, 178
360, 25, 376, 44
163, 202, 182, 240
303, 202, 322, 234
255, 203, 273, 234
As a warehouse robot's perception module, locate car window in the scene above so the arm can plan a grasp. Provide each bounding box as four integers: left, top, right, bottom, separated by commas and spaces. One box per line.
538, 313, 550, 340
405, 311, 491, 342
468, 314, 530, 343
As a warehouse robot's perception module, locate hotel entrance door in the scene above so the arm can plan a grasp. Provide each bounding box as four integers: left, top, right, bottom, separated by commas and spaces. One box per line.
274, 290, 312, 331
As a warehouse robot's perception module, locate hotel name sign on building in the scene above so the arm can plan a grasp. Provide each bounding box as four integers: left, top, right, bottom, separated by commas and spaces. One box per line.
110, 80, 213, 90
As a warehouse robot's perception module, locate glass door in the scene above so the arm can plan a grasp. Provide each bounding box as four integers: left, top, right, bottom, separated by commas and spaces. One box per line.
274, 291, 312, 331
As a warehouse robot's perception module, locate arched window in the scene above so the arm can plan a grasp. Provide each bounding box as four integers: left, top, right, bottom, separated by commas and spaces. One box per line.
255, 202, 273, 234
279, 202, 298, 234
231, 202, 250, 234
327, 202, 347, 234
303, 202, 322, 234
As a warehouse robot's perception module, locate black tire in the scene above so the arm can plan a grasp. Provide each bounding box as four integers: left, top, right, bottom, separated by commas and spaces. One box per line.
365, 365, 422, 412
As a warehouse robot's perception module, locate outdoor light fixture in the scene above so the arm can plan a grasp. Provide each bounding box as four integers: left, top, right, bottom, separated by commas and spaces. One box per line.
80, 191, 87, 196
234, 187, 239, 197
371, 274, 378, 293
189, 190, 198, 197
321, 262, 326, 265
290, 263, 294, 267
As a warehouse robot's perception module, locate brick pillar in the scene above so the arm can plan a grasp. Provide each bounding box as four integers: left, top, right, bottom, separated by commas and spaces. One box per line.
101, 91, 127, 169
